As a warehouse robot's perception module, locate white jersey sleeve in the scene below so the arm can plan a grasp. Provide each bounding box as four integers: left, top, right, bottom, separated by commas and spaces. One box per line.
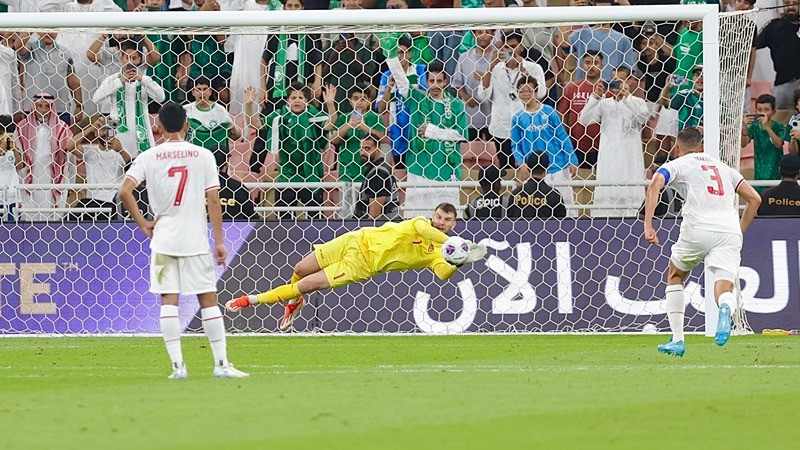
658, 153, 742, 235
125, 155, 147, 186
727, 164, 745, 195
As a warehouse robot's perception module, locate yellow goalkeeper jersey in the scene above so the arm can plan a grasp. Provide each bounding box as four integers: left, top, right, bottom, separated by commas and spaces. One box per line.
359, 217, 457, 280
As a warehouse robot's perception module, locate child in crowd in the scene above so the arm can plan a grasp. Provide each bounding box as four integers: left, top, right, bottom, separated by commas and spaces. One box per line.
743, 94, 785, 192
510, 75, 577, 213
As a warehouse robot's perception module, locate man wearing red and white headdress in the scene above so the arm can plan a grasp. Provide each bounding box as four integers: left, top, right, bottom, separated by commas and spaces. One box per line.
17, 92, 73, 221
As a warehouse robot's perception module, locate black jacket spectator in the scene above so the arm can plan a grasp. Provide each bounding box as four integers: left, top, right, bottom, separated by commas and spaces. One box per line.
637, 44, 676, 104
466, 165, 506, 219
758, 154, 800, 216
353, 160, 399, 219
466, 192, 509, 219
507, 178, 566, 219
755, 13, 800, 86
508, 152, 566, 219
218, 171, 256, 221
755, 7, 800, 108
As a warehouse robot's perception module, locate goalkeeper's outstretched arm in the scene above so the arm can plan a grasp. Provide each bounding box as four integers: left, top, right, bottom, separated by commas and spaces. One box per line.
433, 261, 458, 281
433, 241, 488, 281
412, 218, 449, 244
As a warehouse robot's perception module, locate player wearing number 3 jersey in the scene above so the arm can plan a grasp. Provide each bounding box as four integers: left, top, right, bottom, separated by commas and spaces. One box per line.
120, 102, 247, 380
643, 127, 761, 357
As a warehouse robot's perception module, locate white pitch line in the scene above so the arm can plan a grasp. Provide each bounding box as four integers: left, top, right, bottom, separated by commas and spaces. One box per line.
0, 332, 702, 338
1, 364, 799, 379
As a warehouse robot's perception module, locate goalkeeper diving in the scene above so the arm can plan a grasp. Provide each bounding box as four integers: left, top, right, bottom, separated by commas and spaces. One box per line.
226, 203, 487, 330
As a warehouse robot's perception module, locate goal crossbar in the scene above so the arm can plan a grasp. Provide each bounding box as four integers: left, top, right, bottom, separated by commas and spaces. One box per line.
0, 5, 719, 30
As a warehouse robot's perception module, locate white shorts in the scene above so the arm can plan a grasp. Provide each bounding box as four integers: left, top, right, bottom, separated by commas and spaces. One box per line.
150, 253, 217, 295
654, 106, 679, 137
670, 228, 742, 280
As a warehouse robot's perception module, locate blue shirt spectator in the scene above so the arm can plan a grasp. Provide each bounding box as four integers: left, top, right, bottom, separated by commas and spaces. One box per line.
569, 25, 635, 82
510, 104, 577, 174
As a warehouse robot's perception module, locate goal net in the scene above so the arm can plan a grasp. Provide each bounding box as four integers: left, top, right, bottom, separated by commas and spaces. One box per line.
0, 6, 760, 335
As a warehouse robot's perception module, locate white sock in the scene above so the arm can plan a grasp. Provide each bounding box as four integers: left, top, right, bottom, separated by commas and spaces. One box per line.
201, 306, 229, 368
160, 304, 184, 370
665, 285, 685, 342
718, 291, 737, 315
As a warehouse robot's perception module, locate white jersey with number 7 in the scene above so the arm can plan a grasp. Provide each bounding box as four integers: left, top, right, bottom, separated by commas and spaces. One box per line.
125, 141, 220, 256
657, 153, 744, 236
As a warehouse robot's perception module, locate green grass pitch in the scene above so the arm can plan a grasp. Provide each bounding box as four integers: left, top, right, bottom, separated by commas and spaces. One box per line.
1, 335, 798, 449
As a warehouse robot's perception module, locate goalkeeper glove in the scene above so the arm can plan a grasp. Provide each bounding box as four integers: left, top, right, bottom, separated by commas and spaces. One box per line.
455, 241, 487, 267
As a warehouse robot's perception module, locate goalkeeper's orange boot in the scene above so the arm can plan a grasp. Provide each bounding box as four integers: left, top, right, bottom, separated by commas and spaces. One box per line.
225, 295, 255, 312
278, 297, 305, 331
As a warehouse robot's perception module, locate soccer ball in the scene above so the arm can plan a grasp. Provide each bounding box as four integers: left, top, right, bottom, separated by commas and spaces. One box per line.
441, 236, 470, 265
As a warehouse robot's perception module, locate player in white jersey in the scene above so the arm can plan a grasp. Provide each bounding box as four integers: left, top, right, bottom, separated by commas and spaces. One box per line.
119, 102, 248, 379
643, 127, 762, 356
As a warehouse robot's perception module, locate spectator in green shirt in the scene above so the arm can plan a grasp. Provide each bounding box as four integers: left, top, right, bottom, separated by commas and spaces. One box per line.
184, 77, 242, 167
409, 31, 435, 66
660, 65, 703, 133
743, 94, 786, 192
673, 20, 702, 87
330, 84, 387, 183
245, 83, 338, 218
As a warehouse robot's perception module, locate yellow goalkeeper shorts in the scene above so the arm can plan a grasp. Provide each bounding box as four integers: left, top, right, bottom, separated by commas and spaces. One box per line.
313, 231, 374, 289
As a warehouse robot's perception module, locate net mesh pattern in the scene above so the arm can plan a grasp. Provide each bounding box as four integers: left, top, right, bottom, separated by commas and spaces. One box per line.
0, 9, 758, 334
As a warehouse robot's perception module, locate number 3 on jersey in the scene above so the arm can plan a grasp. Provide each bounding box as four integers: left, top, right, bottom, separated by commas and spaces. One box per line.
168, 166, 188, 206
701, 165, 725, 196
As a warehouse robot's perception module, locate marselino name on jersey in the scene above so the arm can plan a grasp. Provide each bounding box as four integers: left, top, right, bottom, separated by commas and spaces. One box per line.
156, 150, 200, 160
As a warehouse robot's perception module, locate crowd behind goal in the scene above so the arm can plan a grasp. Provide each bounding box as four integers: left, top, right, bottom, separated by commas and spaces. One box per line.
0, 0, 799, 222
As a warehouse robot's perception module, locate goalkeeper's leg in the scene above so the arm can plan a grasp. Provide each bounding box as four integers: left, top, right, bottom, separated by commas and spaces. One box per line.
227, 233, 357, 311
285, 250, 326, 305
226, 250, 328, 310
231, 271, 330, 306
226, 270, 331, 330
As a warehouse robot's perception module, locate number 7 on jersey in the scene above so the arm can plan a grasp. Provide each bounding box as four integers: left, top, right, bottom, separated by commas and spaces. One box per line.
168, 166, 188, 206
